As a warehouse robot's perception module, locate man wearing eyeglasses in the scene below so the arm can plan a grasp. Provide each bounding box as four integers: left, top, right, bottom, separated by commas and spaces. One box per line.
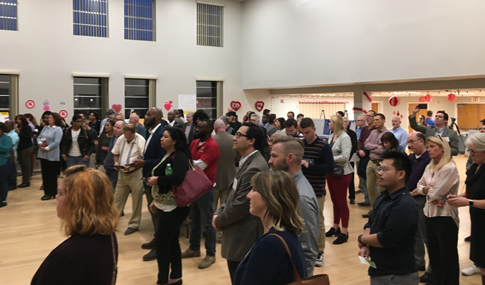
358, 151, 419, 285
409, 106, 459, 156
213, 122, 268, 283
406, 132, 433, 281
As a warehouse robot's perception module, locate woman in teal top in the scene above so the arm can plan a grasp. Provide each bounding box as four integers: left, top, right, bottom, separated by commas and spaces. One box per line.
37, 113, 63, 201
0, 122, 13, 208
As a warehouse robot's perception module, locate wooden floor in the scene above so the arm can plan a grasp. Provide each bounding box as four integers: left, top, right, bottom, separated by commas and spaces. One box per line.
0, 154, 481, 285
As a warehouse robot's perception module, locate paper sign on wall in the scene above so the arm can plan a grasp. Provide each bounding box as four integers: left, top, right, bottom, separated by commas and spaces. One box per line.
178, 94, 196, 113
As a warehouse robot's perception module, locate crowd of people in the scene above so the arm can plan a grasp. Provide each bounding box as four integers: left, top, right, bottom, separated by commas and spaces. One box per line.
1, 104, 484, 285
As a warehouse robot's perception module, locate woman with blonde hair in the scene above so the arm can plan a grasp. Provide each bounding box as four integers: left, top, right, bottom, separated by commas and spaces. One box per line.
32, 165, 119, 285
325, 115, 353, 244
448, 133, 485, 284
415, 136, 459, 285
234, 170, 307, 285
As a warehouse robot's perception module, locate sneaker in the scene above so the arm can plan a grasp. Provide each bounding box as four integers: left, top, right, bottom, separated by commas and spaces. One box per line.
315, 252, 324, 267
0, 201, 7, 208
462, 265, 481, 276
181, 248, 201, 258
198, 255, 216, 269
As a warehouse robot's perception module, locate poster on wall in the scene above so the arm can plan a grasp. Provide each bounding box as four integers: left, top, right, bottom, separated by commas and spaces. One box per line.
312, 118, 330, 137
178, 94, 196, 113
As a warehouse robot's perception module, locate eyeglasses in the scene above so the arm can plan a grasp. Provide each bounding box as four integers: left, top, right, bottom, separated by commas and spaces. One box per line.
407, 139, 417, 144
377, 166, 402, 173
235, 132, 248, 139
468, 149, 483, 155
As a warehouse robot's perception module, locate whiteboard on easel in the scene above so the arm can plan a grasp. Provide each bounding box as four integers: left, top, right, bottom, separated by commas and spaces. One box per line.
178, 94, 196, 113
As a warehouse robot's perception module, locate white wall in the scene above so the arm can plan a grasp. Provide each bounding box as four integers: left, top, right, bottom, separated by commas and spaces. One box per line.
269, 95, 355, 119
241, 0, 485, 89
0, 0, 243, 119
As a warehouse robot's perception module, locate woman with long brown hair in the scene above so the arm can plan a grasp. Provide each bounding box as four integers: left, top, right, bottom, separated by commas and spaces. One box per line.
32, 165, 119, 285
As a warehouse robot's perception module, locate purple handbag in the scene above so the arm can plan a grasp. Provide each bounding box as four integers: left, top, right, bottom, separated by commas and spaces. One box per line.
171, 160, 213, 207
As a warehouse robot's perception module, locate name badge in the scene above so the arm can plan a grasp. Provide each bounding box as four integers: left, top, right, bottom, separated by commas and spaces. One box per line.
443, 137, 450, 142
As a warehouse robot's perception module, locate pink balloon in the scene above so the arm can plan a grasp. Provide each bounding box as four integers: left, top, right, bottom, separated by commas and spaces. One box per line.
43, 106, 50, 111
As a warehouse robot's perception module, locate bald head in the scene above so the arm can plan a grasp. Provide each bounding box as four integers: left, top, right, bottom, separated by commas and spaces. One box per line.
391, 116, 401, 129
129, 114, 140, 125
214, 119, 226, 133
4, 120, 14, 132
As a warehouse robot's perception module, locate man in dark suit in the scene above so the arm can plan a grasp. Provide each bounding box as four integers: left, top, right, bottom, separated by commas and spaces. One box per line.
344, 117, 358, 204
132, 107, 166, 261
213, 122, 268, 283
183, 112, 196, 144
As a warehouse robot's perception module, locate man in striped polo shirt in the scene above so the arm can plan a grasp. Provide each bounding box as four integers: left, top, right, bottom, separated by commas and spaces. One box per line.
300, 118, 335, 267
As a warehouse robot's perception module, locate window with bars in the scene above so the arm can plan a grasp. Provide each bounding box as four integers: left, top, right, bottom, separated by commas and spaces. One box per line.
196, 81, 218, 120
0, 0, 18, 31
0, 75, 10, 117
197, 3, 223, 47
73, 77, 102, 117
125, 79, 149, 119
73, 0, 108, 37
124, 0, 155, 41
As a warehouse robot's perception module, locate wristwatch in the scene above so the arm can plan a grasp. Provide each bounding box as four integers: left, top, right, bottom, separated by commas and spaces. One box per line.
469, 199, 474, 207
358, 234, 365, 245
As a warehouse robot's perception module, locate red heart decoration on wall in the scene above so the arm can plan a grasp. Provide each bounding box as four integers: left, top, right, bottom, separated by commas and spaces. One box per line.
164, 100, 173, 111
112, 104, 122, 113
230, 101, 241, 111
255, 101, 264, 112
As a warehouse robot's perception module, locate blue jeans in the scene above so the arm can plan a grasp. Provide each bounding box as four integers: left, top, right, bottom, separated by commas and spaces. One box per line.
361, 178, 370, 203
105, 168, 119, 191
66, 155, 90, 168
0, 160, 12, 202
189, 187, 216, 256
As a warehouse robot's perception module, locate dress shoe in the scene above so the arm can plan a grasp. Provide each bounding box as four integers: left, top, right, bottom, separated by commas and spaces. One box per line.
198, 255, 216, 269
350, 199, 355, 205
0, 201, 7, 208
333, 233, 349, 245
181, 248, 201, 258
143, 248, 157, 261
358, 201, 371, 207
41, 195, 55, 200
18, 183, 30, 188
362, 210, 371, 218
124, 227, 138, 235
419, 272, 434, 283
464, 235, 471, 242
167, 279, 183, 285
9, 185, 17, 191
325, 227, 341, 237
142, 238, 156, 250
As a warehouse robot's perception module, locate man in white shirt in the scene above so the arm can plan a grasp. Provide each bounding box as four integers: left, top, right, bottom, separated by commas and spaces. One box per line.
112, 123, 146, 235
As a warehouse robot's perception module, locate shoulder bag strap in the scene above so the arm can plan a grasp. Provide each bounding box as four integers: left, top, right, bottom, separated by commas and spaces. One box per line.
110, 233, 117, 285
268, 233, 301, 282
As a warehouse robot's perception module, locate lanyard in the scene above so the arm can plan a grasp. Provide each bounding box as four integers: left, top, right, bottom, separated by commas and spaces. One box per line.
120, 137, 136, 165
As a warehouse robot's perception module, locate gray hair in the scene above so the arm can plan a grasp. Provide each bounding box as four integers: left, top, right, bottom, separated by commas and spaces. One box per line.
214, 119, 225, 129
250, 113, 260, 121
105, 109, 115, 117
466, 133, 485, 152
219, 115, 229, 124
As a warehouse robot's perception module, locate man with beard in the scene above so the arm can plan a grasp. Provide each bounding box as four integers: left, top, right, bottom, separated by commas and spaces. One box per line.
268, 135, 319, 276
132, 107, 166, 261
182, 119, 220, 269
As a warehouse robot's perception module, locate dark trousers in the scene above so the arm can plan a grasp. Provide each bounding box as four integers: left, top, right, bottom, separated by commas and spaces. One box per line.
426, 216, 459, 285
156, 206, 190, 285
8, 159, 16, 187
227, 260, 241, 284
0, 160, 11, 201
348, 162, 355, 200
189, 188, 216, 256
105, 168, 119, 191
145, 184, 159, 234
18, 146, 33, 184
40, 159, 60, 196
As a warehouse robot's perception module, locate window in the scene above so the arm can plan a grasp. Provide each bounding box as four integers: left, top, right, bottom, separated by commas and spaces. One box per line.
73, 77, 102, 117
196, 81, 221, 120
124, 0, 155, 41
0, 0, 18, 31
125, 79, 149, 119
197, 3, 223, 47
0, 75, 10, 118
73, 0, 108, 37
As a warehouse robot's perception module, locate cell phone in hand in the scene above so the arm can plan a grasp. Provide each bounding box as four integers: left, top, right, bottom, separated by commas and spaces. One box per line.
417, 104, 427, 109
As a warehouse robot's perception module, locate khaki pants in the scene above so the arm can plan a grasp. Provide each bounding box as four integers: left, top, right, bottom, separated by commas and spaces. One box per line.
366, 160, 383, 208
317, 196, 325, 253
114, 169, 144, 229
213, 187, 229, 212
